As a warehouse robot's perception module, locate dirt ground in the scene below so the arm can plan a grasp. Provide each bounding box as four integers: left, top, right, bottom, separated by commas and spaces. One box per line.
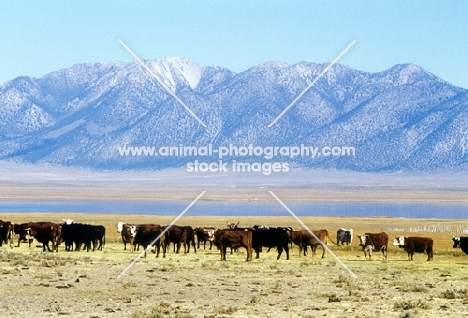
1, 214, 468, 317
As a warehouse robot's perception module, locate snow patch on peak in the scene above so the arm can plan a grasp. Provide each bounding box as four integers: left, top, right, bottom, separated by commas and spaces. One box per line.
398, 64, 423, 84
149, 57, 202, 91
258, 61, 290, 69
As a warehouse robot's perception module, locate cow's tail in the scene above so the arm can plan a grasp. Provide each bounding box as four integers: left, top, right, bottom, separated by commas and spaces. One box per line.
326, 232, 338, 246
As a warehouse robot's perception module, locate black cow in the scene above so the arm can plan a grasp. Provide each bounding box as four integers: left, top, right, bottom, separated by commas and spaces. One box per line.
93, 225, 106, 251
61, 223, 105, 252
251, 226, 290, 260
194, 227, 215, 250
453, 236, 468, 255
0, 221, 14, 248
336, 228, 353, 245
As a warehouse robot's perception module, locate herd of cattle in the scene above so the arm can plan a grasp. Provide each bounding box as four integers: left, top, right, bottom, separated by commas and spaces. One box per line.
1, 219, 468, 262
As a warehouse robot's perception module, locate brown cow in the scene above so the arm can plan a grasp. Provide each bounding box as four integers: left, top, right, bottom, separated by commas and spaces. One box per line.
0, 221, 14, 248
209, 229, 253, 261
358, 232, 388, 261
164, 225, 197, 254
117, 222, 135, 252
131, 224, 167, 258
393, 236, 433, 261
291, 229, 333, 258
15, 222, 61, 252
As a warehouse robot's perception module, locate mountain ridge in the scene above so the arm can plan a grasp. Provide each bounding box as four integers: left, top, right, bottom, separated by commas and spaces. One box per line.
0, 58, 466, 172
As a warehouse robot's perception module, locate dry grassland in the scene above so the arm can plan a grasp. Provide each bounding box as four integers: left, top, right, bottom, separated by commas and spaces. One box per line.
0, 213, 468, 317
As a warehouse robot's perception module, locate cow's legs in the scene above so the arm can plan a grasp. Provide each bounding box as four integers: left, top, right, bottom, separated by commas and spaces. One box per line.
277, 246, 283, 260
254, 247, 260, 259
380, 246, 386, 261
246, 246, 252, 262
321, 244, 327, 258
427, 246, 433, 261
221, 246, 227, 261
155, 243, 160, 258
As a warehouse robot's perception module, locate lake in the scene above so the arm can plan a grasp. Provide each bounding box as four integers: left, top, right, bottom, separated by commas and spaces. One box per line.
0, 200, 467, 219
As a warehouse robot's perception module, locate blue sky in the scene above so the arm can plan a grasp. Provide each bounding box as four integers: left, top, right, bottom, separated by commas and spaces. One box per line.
1, 1, 467, 88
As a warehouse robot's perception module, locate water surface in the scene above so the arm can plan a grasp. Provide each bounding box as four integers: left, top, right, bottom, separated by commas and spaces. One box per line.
0, 200, 467, 219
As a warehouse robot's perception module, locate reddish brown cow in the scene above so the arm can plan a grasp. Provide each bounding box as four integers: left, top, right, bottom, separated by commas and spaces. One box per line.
393, 236, 434, 261
15, 222, 61, 252
164, 225, 197, 254
210, 229, 253, 261
358, 232, 388, 261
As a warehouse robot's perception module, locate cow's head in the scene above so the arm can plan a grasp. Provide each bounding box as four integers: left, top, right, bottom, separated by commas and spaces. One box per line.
24, 228, 33, 240
227, 221, 239, 229
129, 226, 138, 238
62, 219, 74, 225
393, 236, 406, 246
207, 229, 217, 241
453, 236, 461, 248
117, 222, 124, 233
358, 235, 368, 246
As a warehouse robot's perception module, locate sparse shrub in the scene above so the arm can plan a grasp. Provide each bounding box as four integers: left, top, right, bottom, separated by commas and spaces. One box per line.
398, 284, 428, 293
440, 289, 456, 299
269, 264, 278, 270
394, 299, 430, 310
214, 306, 238, 314
131, 302, 194, 318
440, 289, 468, 299
286, 269, 295, 275
411, 285, 428, 293
123, 282, 137, 288
348, 290, 361, 297
249, 295, 260, 304
328, 293, 341, 303
334, 274, 354, 286
326, 260, 336, 267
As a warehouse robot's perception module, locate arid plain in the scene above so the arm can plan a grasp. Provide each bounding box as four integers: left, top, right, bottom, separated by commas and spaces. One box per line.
1, 185, 468, 317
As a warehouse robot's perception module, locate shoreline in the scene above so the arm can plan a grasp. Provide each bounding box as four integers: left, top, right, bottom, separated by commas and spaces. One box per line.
0, 183, 467, 203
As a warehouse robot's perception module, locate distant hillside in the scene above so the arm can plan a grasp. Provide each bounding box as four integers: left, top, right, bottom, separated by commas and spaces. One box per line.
0, 58, 467, 171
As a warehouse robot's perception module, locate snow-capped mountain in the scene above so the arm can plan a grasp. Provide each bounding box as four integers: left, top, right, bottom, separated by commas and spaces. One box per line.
0, 58, 466, 171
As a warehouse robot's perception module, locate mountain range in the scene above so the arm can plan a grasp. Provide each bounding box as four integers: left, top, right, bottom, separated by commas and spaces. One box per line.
0, 57, 467, 172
